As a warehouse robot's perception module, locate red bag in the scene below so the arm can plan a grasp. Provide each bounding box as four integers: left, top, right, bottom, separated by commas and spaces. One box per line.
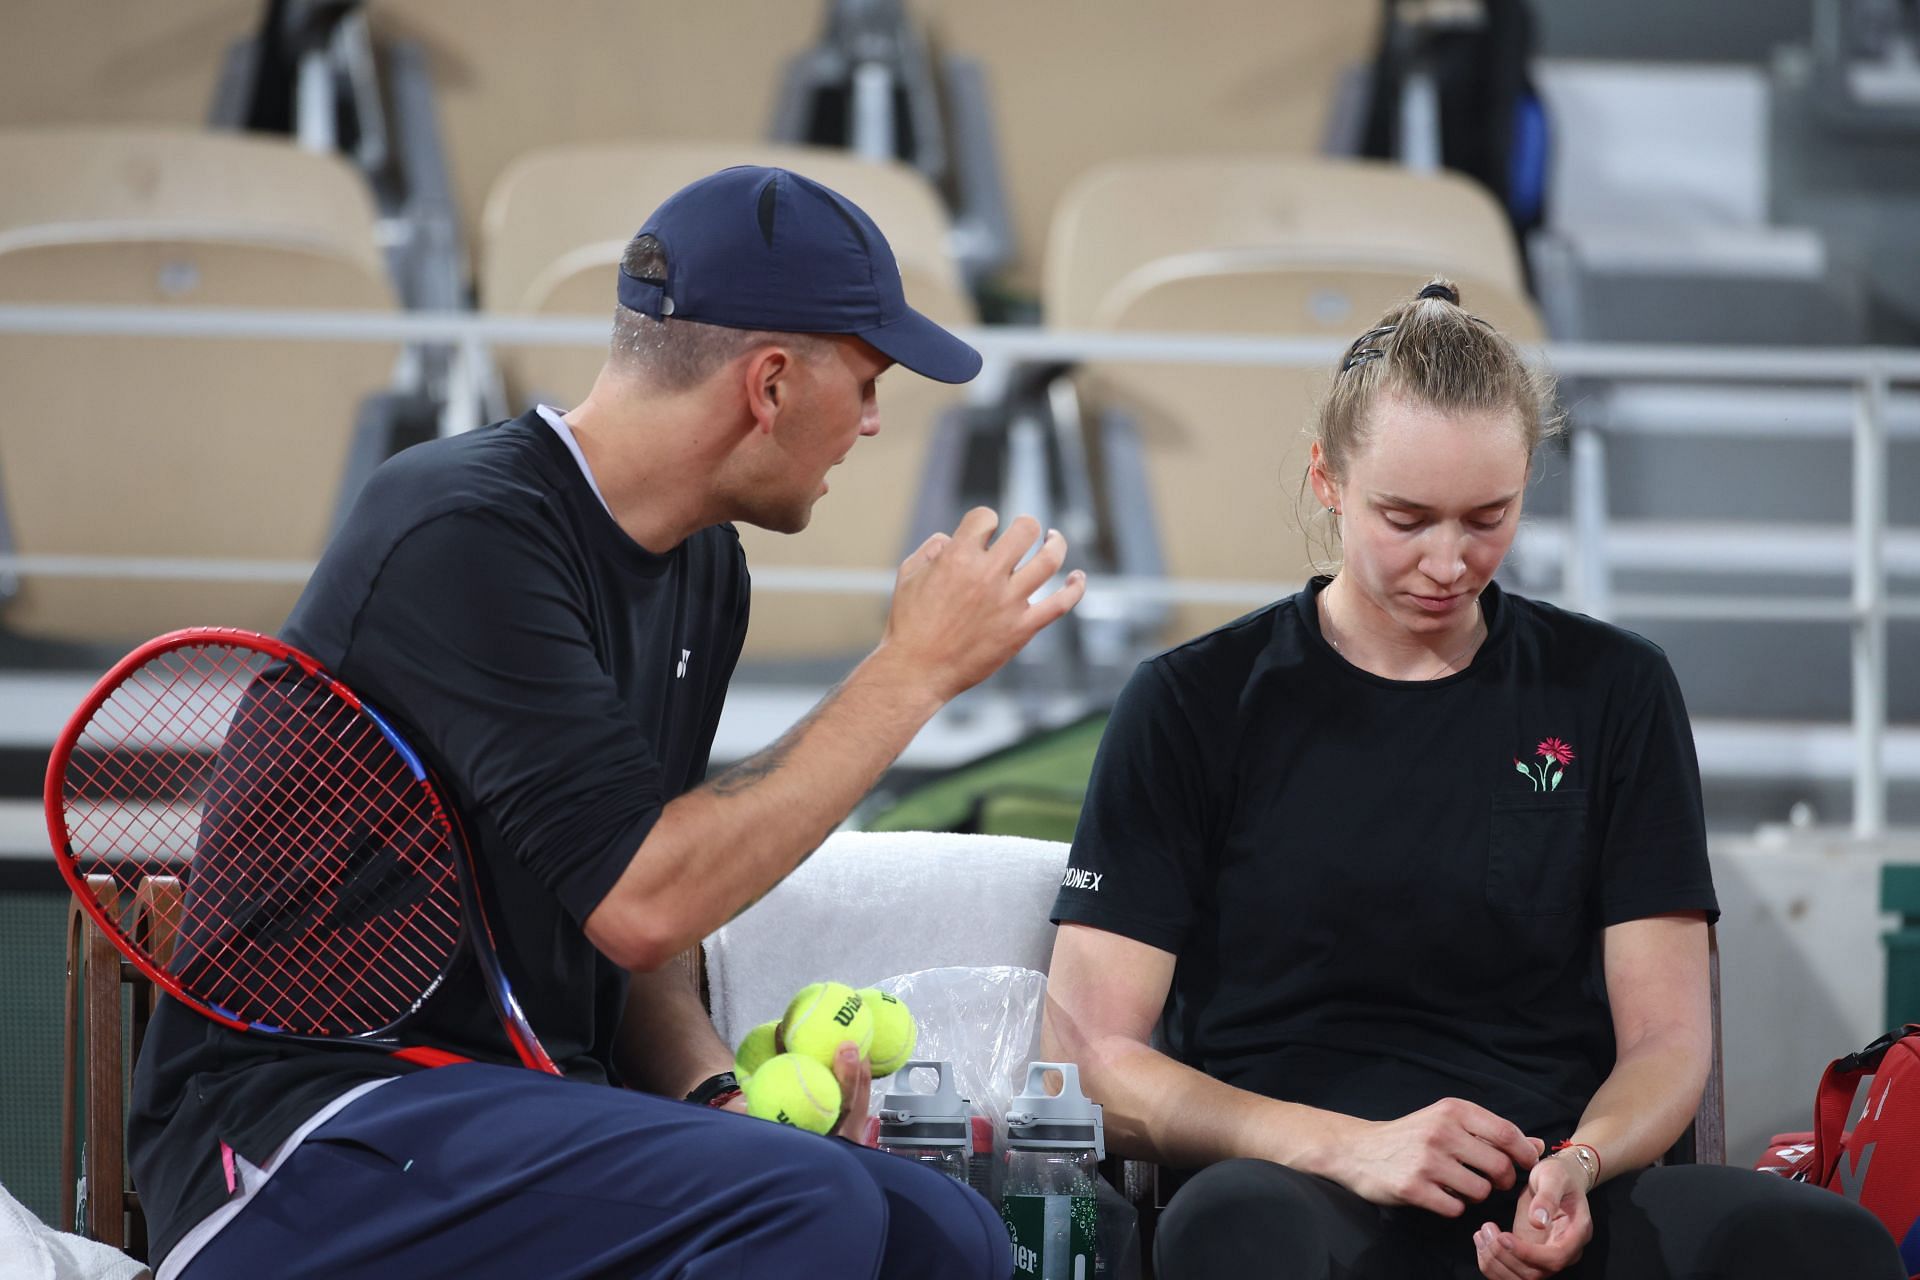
1753, 1130, 1816, 1179
1804, 1025, 1920, 1276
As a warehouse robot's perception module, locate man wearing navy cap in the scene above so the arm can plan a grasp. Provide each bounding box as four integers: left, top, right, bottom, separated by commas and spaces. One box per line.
130, 166, 1078, 1279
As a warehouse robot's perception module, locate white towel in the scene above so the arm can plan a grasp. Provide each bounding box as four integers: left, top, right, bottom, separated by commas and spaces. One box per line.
0, 1181, 149, 1280
703, 830, 1070, 1044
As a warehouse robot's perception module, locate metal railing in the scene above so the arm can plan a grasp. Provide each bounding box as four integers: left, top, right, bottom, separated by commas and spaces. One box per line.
0, 303, 1915, 832
1536, 349, 1917, 836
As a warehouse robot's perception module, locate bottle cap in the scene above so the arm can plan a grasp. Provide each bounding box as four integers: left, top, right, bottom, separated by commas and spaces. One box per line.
1005, 1061, 1105, 1159
877, 1060, 971, 1148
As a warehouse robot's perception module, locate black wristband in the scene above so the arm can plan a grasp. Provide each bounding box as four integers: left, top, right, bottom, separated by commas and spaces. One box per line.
685, 1071, 742, 1107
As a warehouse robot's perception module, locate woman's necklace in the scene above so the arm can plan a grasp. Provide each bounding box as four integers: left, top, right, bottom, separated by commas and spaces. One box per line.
1319, 589, 1486, 681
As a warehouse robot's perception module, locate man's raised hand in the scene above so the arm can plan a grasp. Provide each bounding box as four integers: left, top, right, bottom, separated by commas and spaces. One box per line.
881, 507, 1085, 701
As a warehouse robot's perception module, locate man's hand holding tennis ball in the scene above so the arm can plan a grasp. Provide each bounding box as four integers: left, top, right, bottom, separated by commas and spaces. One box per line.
734, 983, 919, 1136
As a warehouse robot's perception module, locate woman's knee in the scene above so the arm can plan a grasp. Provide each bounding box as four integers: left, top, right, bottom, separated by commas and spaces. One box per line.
1716, 1184, 1904, 1277
1627, 1167, 1908, 1279
1155, 1160, 1340, 1280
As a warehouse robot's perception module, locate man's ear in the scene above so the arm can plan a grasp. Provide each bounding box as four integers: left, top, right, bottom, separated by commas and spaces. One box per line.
742, 346, 793, 436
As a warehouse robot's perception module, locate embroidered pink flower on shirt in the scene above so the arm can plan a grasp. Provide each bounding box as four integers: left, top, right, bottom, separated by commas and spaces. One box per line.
1515, 738, 1576, 791
1537, 738, 1576, 767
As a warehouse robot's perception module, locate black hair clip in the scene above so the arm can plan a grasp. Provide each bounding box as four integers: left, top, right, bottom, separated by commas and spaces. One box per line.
1340, 324, 1397, 373
1417, 282, 1461, 305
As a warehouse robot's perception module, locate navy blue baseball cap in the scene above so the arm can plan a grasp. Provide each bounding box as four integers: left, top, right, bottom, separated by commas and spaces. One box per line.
617, 165, 982, 384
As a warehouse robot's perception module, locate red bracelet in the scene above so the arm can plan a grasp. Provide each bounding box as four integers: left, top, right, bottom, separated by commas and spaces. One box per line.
1550, 1140, 1602, 1189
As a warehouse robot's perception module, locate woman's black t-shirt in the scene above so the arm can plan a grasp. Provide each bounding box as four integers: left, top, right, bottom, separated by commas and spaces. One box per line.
1051, 579, 1717, 1143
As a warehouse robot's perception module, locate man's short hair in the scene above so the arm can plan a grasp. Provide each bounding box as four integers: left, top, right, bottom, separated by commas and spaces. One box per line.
609, 234, 822, 390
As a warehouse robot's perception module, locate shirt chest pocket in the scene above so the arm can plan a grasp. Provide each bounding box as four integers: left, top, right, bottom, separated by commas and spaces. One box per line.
1486, 791, 1592, 916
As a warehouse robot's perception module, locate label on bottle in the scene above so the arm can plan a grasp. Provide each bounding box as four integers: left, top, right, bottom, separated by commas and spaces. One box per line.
1001, 1192, 1096, 1279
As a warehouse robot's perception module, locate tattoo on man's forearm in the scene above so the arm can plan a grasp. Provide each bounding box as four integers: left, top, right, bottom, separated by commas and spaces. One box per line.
710, 737, 797, 795
707, 678, 843, 797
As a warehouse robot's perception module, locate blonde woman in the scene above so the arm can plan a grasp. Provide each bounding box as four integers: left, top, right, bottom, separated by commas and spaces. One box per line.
1043, 282, 1900, 1280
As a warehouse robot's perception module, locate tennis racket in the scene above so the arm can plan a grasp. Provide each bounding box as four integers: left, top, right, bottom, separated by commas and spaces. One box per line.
45, 627, 557, 1074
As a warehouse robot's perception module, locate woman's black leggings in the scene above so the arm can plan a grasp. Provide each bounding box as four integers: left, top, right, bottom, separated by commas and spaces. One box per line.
1153, 1158, 1904, 1280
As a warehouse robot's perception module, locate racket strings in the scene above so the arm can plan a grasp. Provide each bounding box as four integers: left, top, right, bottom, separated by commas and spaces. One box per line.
194, 697, 458, 1030
65, 646, 264, 932
184, 668, 461, 1031
63, 642, 464, 1036
179, 675, 457, 1029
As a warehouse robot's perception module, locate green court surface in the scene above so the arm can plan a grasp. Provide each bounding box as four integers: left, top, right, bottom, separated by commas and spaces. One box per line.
862, 712, 1107, 841
1, 877, 72, 1228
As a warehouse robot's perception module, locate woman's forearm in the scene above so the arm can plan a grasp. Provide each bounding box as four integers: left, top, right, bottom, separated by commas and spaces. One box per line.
1570, 914, 1717, 1182
1058, 1029, 1360, 1176
1565, 1030, 1711, 1182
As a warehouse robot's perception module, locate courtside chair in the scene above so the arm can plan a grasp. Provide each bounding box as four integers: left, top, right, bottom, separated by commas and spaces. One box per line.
1674, 928, 1728, 1167
0, 126, 401, 645
478, 141, 979, 663
1040, 155, 1546, 646
63, 872, 180, 1261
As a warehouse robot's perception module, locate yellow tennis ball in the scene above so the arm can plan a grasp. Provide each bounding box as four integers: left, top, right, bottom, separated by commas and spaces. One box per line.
781, 981, 873, 1067
742, 1053, 841, 1134
857, 988, 917, 1077
735, 1020, 780, 1079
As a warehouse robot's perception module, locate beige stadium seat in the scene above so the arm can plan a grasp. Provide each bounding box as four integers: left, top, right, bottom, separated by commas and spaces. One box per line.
354, 0, 1374, 297
481, 141, 976, 661
1045, 155, 1545, 644
0, 126, 399, 643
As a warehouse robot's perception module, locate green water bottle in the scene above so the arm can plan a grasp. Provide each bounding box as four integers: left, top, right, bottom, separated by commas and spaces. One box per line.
1001, 1061, 1105, 1280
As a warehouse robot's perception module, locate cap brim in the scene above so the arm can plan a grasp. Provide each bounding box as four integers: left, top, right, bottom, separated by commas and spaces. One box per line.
859, 308, 982, 385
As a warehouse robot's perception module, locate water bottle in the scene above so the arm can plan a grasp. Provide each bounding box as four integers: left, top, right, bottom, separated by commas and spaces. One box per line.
1001, 1061, 1105, 1280
875, 1059, 972, 1186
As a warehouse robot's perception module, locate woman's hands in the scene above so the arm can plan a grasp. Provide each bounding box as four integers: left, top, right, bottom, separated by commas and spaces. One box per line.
1304, 1094, 1597, 1277
1475, 1149, 1593, 1279
1322, 1098, 1544, 1217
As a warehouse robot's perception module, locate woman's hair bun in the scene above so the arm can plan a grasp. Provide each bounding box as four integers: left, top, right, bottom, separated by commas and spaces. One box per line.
1416, 280, 1461, 306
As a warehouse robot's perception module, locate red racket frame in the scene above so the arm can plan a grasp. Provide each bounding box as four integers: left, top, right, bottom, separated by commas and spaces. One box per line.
45, 627, 558, 1074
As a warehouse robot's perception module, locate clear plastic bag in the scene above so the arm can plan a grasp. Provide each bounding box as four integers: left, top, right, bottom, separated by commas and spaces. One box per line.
865, 964, 1047, 1202
862, 965, 1142, 1276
